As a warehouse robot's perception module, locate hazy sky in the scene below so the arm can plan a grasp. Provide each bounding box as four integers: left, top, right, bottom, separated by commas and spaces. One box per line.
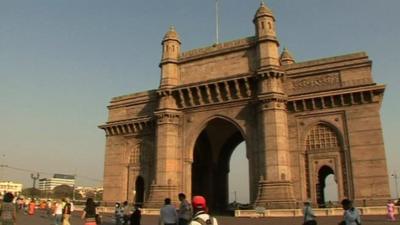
1, 1, 399, 202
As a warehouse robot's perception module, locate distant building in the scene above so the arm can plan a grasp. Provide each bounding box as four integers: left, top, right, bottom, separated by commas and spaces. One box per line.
75, 186, 103, 198
0, 181, 22, 196
38, 174, 75, 191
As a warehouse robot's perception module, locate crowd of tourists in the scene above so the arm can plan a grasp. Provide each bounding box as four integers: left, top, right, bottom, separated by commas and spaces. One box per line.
1, 191, 400, 225
112, 193, 217, 225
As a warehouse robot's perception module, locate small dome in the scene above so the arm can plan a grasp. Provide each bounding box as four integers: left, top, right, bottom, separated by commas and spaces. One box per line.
254, 1, 274, 19
280, 48, 295, 65
163, 26, 181, 43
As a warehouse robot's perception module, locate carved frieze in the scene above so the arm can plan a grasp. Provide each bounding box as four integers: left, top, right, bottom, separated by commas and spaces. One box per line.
155, 111, 181, 125
259, 93, 288, 110
290, 73, 340, 94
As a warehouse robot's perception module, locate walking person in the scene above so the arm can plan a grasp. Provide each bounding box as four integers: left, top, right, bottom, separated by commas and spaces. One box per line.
62, 198, 73, 225
338, 199, 361, 225
303, 201, 317, 225
122, 201, 131, 225
81, 198, 98, 225
387, 200, 396, 221
115, 202, 124, 225
159, 198, 178, 225
130, 204, 142, 225
177, 193, 192, 225
0, 192, 17, 225
189, 195, 218, 225
46, 199, 53, 217
53, 200, 64, 225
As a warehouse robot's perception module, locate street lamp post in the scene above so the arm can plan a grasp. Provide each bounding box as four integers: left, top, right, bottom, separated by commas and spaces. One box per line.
392, 173, 399, 199
30, 172, 40, 198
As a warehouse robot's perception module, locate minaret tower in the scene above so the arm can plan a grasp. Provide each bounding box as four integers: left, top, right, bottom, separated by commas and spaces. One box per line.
254, 2, 296, 208
254, 1, 280, 69
146, 26, 182, 207
160, 26, 181, 88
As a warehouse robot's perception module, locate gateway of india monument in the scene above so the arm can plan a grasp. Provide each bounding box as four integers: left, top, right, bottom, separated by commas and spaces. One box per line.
99, 2, 390, 210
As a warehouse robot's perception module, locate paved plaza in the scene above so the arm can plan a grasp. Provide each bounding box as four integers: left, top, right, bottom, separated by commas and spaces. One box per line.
15, 210, 399, 225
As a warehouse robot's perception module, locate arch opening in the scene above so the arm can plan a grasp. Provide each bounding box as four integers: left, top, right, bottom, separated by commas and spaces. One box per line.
317, 166, 338, 207
192, 118, 248, 213
135, 176, 145, 206
229, 142, 249, 205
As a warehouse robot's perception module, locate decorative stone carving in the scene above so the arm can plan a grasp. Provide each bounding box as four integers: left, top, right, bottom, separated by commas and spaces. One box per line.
290, 73, 340, 93
155, 111, 181, 125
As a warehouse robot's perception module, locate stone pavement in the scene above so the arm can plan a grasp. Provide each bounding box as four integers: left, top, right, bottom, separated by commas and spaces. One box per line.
15, 210, 398, 225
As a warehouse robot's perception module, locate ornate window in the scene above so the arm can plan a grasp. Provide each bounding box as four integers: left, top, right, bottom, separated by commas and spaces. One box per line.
305, 124, 339, 151
130, 143, 141, 165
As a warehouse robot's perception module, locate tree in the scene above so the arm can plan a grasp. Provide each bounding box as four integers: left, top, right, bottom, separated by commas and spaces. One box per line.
21, 188, 41, 198
52, 185, 73, 199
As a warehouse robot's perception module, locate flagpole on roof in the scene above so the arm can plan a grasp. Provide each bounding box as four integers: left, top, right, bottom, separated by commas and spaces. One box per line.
215, 0, 220, 44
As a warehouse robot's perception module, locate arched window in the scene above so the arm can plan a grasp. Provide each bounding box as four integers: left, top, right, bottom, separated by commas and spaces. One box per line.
305, 124, 339, 151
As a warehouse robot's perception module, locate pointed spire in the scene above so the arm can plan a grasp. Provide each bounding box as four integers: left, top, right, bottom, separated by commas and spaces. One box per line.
280, 47, 295, 65
254, 0, 274, 20
162, 25, 181, 44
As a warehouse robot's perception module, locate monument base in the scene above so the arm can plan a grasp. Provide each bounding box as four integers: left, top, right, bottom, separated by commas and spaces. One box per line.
255, 180, 297, 209
144, 184, 178, 208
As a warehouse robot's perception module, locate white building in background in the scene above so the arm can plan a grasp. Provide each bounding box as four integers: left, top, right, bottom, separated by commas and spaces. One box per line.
38, 174, 75, 191
0, 181, 22, 196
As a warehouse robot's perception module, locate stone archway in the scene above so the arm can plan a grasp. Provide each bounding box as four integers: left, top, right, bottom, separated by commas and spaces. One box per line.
100, 3, 390, 207
191, 117, 247, 212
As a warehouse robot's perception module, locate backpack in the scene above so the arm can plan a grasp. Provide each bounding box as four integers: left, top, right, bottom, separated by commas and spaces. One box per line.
193, 216, 215, 225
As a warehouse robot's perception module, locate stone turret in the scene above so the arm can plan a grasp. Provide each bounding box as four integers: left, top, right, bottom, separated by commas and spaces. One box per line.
160, 26, 181, 88
280, 47, 295, 65
253, 1, 280, 68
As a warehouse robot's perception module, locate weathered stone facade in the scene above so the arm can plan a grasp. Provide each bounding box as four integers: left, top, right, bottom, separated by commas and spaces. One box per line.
99, 3, 389, 209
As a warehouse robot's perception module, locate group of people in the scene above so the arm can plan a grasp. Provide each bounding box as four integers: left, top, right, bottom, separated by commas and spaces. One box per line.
3, 191, 400, 225
159, 193, 217, 225
303, 198, 362, 225
50, 197, 74, 225
114, 201, 141, 225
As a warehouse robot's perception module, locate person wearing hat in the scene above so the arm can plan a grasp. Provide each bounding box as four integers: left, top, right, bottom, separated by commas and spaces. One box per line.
339, 199, 361, 225
303, 200, 317, 225
189, 196, 218, 225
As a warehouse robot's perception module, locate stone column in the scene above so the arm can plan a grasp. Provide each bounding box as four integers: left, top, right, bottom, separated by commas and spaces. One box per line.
145, 109, 181, 207
255, 70, 296, 208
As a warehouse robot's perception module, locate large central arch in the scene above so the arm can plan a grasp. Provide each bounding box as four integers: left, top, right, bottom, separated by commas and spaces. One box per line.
192, 117, 247, 212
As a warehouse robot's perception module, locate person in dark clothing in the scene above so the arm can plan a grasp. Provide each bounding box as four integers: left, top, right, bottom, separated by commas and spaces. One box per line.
81, 198, 98, 225
130, 205, 141, 225
62, 198, 73, 225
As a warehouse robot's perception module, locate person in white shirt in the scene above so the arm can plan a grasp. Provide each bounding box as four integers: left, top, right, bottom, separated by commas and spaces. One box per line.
53, 200, 63, 225
303, 200, 317, 225
189, 196, 218, 225
159, 198, 178, 225
339, 199, 361, 225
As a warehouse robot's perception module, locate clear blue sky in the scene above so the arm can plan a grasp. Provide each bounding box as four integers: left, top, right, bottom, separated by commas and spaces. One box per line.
0, 1, 399, 202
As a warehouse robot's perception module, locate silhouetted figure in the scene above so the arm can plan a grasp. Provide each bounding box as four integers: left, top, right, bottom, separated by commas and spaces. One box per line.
130, 204, 142, 225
